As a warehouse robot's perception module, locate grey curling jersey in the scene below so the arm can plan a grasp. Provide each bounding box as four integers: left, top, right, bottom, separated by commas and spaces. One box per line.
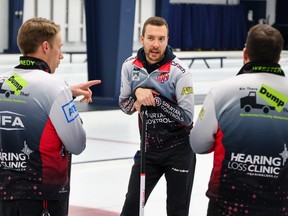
119, 54, 194, 151
190, 62, 288, 215
0, 57, 86, 200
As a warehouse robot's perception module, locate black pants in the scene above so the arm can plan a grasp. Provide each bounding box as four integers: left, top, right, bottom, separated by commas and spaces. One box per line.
121, 144, 196, 216
0, 199, 68, 216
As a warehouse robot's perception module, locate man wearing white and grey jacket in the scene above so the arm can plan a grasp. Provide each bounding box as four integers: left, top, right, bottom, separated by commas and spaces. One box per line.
119, 16, 196, 216
0, 17, 100, 216
190, 24, 288, 215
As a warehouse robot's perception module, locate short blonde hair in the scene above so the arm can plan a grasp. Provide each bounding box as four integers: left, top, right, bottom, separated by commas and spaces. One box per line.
17, 17, 61, 55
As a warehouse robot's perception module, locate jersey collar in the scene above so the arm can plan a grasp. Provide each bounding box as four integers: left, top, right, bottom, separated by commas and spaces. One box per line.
15, 56, 52, 74
237, 62, 285, 77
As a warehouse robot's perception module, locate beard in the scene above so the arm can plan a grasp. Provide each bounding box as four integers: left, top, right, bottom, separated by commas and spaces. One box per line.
146, 49, 164, 63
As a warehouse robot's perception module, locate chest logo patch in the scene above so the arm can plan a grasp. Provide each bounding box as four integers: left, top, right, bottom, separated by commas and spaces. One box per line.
157, 72, 169, 84
132, 69, 140, 81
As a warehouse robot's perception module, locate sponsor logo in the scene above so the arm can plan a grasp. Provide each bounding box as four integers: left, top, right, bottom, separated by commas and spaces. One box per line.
0, 98, 27, 103
146, 112, 174, 124
258, 84, 288, 112
240, 85, 288, 114
59, 187, 68, 193
181, 86, 193, 95
172, 167, 189, 173
0, 111, 25, 131
62, 100, 79, 123
199, 107, 205, 120
227, 144, 288, 178
157, 72, 169, 84
132, 68, 140, 81
6, 74, 28, 96
0, 141, 33, 171
0, 78, 14, 98
240, 90, 275, 114
171, 61, 186, 73
154, 97, 183, 123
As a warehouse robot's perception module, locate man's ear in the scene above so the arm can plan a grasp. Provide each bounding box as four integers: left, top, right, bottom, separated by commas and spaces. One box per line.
243, 47, 249, 63
140, 35, 144, 45
41, 41, 49, 54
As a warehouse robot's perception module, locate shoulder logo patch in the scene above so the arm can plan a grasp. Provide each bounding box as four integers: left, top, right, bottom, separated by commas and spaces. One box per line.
181, 86, 193, 95
62, 100, 79, 123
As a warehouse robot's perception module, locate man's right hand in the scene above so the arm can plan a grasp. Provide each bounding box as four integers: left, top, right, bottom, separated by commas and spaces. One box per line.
70, 80, 101, 103
135, 88, 159, 107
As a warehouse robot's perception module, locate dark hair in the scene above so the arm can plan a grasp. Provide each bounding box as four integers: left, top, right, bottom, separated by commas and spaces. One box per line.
141, 16, 169, 37
245, 24, 283, 63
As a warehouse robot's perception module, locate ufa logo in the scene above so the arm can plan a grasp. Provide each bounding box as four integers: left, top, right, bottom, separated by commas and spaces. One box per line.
0, 111, 25, 130
157, 72, 169, 84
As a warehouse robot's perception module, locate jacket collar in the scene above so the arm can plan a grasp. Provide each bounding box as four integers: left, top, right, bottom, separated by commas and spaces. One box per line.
15, 56, 52, 74
237, 62, 285, 77
134, 46, 175, 73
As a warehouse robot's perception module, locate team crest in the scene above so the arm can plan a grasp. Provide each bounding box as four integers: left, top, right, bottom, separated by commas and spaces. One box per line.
157, 72, 169, 84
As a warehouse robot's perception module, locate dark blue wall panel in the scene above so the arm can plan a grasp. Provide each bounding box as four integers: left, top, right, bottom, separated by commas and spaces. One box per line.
168, 4, 247, 50
6, 0, 24, 53
84, 0, 135, 107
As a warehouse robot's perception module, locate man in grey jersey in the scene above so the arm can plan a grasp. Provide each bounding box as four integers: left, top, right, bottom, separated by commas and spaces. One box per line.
190, 24, 288, 215
0, 17, 100, 216
119, 16, 196, 216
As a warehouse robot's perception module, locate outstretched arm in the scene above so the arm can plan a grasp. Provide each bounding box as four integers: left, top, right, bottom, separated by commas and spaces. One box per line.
70, 80, 101, 103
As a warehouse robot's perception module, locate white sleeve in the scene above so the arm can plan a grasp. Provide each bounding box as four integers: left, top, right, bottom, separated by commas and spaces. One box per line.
49, 87, 86, 155
190, 92, 218, 153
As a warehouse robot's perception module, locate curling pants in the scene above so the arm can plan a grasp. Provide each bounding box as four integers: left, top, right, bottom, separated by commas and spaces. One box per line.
120, 143, 196, 216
